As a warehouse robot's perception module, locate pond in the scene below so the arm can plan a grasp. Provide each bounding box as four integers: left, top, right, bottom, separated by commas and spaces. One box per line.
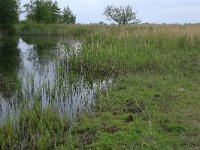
0, 36, 112, 124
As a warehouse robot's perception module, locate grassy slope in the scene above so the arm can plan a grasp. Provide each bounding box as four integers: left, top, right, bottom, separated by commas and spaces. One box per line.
1, 24, 200, 149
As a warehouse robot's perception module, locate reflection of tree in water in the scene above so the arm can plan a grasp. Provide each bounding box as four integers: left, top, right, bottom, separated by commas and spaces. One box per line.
21, 36, 62, 75
22, 36, 66, 74
0, 37, 21, 98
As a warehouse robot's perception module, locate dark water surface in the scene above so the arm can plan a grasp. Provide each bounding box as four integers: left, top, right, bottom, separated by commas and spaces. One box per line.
0, 36, 112, 123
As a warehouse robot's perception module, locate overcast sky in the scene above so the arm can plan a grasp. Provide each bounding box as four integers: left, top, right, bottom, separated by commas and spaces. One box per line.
20, 0, 200, 24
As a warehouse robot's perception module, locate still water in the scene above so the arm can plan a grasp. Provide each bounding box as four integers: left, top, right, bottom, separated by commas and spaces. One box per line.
0, 36, 112, 123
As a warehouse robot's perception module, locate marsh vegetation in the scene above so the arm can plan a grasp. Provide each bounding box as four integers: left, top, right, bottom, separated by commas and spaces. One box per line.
0, 24, 200, 149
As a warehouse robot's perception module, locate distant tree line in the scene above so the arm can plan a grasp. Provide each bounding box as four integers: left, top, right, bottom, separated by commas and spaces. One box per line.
24, 0, 76, 24
0, 0, 140, 34
0, 0, 76, 33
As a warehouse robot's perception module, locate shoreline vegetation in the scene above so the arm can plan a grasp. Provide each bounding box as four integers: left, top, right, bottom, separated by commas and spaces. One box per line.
1, 24, 200, 149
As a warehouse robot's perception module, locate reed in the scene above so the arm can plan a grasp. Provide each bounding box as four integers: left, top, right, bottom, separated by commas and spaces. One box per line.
68, 24, 200, 77
0, 100, 74, 149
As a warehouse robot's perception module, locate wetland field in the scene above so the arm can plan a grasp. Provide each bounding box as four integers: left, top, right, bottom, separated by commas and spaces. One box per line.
0, 24, 200, 149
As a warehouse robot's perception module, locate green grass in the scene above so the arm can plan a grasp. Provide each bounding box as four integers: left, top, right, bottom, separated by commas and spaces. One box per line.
1, 24, 200, 149
73, 72, 200, 149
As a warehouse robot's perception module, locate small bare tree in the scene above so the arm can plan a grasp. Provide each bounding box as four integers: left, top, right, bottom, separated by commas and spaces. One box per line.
103, 5, 140, 25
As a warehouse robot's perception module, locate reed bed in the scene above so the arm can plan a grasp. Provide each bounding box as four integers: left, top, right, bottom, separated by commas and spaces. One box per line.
68, 24, 200, 76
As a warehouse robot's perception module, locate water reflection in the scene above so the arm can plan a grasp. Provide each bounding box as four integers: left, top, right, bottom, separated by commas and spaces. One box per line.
0, 37, 21, 98
0, 36, 111, 123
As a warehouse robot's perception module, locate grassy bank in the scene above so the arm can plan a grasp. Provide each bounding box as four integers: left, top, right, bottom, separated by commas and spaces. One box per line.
73, 72, 200, 149
15, 23, 93, 37
1, 24, 200, 149
69, 24, 200, 149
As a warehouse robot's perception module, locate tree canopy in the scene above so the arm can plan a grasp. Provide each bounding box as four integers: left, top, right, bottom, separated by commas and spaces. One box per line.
24, 0, 76, 24
24, 0, 61, 24
61, 7, 76, 24
0, 0, 19, 27
103, 5, 140, 25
